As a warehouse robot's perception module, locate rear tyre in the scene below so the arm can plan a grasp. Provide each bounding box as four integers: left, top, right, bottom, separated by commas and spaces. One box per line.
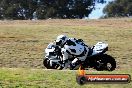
94, 54, 116, 71
94, 60, 104, 71
103, 54, 116, 71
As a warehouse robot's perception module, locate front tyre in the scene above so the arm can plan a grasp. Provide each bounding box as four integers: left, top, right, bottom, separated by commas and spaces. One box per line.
43, 58, 55, 69
43, 58, 51, 69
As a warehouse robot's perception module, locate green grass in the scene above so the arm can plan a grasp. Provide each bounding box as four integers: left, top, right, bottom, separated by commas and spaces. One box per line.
0, 68, 132, 88
0, 19, 132, 87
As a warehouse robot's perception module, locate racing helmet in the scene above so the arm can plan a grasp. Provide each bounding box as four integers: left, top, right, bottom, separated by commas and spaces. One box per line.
55, 35, 68, 47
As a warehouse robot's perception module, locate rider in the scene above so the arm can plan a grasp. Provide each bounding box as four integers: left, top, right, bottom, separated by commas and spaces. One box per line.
54, 35, 89, 69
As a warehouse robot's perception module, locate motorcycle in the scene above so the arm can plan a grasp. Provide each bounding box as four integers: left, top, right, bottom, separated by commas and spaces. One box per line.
43, 42, 116, 71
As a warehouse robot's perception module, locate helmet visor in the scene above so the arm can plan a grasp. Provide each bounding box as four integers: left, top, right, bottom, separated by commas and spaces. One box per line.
56, 40, 62, 46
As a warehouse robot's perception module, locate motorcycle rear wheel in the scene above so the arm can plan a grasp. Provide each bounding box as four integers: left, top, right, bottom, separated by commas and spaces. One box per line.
103, 54, 116, 71
94, 54, 116, 71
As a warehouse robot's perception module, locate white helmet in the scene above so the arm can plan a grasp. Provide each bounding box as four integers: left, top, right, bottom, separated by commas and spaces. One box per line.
55, 35, 68, 47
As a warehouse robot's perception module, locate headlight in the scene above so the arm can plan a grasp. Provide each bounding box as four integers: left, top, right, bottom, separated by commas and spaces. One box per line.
45, 53, 49, 57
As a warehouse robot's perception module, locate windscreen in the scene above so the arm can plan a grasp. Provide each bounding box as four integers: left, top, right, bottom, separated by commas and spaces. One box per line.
47, 43, 56, 49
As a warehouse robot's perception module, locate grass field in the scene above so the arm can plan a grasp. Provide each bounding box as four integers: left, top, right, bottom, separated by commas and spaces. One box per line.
0, 18, 132, 88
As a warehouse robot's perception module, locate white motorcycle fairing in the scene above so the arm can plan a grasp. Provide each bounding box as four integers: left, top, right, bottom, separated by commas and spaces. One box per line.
45, 43, 60, 66
91, 42, 108, 56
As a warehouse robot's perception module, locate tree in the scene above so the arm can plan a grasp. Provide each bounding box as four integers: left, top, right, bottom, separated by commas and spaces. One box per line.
103, 0, 132, 18
0, 0, 105, 19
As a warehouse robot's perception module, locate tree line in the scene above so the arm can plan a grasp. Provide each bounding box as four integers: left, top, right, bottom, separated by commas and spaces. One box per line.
103, 0, 132, 18
0, 0, 105, 20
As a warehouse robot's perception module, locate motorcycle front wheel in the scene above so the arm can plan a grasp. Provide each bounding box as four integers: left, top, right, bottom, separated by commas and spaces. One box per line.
43, 58, 59, 69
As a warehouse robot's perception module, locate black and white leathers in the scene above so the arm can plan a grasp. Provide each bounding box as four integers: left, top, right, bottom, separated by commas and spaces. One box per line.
61, 38, 89, 67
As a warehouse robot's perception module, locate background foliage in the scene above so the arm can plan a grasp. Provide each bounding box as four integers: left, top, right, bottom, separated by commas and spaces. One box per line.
103, 0, 132, 18
0, 0, 105, 19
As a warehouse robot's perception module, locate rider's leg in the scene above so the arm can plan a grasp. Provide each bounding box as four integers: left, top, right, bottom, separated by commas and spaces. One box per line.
70, 47, 89, 69
60, 50, 69, 68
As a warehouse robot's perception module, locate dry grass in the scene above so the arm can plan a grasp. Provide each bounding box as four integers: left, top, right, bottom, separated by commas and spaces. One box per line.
0, 18, 132, 88
0, 18, 132, 70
